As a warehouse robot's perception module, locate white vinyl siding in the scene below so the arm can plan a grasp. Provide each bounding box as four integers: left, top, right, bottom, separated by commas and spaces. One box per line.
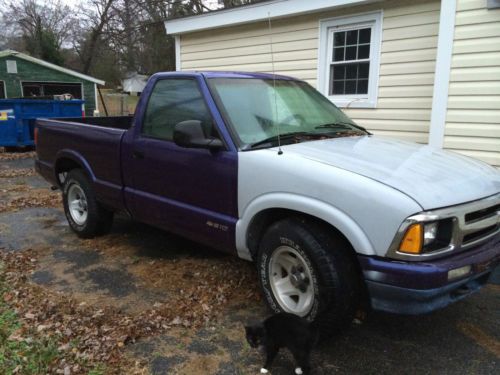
180, 0, 440, 144
444, 0, 500, 167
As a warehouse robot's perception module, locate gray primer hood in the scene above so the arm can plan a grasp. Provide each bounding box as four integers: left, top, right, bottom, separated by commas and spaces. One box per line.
282, 136, 500, 210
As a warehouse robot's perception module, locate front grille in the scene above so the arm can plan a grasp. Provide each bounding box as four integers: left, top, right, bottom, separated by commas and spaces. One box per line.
465, 204, 500, 224
460, 197, 500, 250
463, 225, 498, 245
388, 194, 500, 261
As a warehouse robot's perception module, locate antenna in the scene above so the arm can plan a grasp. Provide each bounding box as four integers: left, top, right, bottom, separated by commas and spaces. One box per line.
268, 12, 283, 155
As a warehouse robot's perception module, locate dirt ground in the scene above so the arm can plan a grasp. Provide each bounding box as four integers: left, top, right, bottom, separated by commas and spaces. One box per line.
0, 151, 499, 374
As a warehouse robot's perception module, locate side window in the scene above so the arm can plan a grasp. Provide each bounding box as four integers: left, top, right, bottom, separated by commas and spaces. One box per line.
142, 79, 212, 141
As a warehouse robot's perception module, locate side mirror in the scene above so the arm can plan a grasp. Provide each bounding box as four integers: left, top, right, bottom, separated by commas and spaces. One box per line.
173, 120, 224, 150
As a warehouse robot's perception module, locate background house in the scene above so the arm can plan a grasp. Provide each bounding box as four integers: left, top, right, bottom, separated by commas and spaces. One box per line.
122, 72, 149, 95
0, 50, 104, 116
165, 0, 500, 167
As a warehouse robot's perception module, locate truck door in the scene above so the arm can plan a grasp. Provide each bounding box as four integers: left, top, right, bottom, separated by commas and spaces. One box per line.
123, 77, 238, 253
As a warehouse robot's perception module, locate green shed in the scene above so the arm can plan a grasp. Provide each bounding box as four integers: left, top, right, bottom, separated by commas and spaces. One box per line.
0, 50, 104, 116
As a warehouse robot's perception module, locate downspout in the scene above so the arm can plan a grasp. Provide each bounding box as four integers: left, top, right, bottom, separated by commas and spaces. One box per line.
175, 35, 181, 71
428, 0, 457, 148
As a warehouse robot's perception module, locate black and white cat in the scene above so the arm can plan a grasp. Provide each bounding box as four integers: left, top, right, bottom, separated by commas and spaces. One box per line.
244, 312, 319, 375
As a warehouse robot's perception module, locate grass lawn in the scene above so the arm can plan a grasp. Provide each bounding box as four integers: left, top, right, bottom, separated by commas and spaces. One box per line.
0, 264, 105, 375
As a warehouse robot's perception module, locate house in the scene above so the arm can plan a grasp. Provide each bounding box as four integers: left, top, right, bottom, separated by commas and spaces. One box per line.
165, 0, 500, 167
0, 50, 104, 116
122, 72, 149, 95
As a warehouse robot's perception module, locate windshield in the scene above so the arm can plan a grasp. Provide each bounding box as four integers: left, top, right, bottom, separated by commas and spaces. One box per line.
207, 78, 367, 149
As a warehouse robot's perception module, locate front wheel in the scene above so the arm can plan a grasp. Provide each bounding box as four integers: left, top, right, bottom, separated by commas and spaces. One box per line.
62, 169, 113, 238
257, 218, 361, 329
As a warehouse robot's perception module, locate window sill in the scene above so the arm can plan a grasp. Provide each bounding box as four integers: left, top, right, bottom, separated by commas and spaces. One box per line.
328, 97, 377, 109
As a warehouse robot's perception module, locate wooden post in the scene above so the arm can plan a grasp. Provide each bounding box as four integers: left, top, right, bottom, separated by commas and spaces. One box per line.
97, 86, 109, 116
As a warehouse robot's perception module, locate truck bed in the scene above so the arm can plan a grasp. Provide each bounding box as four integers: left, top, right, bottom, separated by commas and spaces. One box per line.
35, 116, 130, 212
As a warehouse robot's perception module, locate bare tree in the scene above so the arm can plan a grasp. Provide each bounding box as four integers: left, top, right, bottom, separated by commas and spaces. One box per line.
1, 0, 75, 64
0, 0, 268, 84
73, 0, 118, 74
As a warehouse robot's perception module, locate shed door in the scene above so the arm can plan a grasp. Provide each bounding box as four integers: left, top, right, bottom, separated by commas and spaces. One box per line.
0, 81, 5, 99
21, 82, 82, 99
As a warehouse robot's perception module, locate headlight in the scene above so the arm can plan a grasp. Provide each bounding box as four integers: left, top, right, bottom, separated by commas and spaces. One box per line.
398, 219, 454, 255
423, 222, 438, 245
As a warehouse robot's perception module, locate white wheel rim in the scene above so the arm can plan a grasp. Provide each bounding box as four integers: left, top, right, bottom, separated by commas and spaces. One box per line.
67, 184, 88, 225
269, 246, 315, 316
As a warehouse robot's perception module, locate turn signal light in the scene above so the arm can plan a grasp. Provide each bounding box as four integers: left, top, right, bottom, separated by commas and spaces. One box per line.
399, 224, 423, 254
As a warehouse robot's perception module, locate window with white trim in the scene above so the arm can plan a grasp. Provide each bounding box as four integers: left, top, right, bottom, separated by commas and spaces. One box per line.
318, 12, 382, 108
6, 60, 17, 74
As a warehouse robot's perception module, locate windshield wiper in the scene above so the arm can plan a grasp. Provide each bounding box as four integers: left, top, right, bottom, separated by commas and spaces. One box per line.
245, 131, 314, 150
315, 122, 370, 133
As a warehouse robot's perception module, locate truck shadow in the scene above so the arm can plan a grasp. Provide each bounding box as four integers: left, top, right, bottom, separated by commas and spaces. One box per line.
107, 213, 233, 261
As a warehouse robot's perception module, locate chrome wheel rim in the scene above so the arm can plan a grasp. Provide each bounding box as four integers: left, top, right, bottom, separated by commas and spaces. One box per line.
67, 184, 88, 225
269, 246, 315, 316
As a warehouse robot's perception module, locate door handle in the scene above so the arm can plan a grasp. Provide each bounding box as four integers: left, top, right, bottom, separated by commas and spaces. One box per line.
132, 150, 145, 159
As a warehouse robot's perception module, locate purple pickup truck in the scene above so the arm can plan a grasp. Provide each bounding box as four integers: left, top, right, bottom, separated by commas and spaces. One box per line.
35, 71, 500, 328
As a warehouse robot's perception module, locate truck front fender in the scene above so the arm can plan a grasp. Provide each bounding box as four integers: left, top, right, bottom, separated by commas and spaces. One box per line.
235, 193, 375, 261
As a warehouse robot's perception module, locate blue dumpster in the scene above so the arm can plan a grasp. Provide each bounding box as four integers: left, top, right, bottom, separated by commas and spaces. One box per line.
0, 99, 84, 147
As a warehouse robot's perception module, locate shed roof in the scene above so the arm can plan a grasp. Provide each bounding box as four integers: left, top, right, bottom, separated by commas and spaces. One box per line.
164, 0, 381, 35
0, 50, 105, 85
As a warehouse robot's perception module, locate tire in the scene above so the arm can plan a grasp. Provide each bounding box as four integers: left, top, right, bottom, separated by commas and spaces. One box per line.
62, 169, 113, 238
257, 218, 361, 331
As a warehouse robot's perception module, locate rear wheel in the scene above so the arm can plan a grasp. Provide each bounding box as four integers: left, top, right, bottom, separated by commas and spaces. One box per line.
62, 169, 113, 238
257, 218, 361, 330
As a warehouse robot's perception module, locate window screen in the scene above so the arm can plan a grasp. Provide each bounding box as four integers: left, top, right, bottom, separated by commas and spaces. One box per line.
329, 27, 371, 95
142, 79, 212, 141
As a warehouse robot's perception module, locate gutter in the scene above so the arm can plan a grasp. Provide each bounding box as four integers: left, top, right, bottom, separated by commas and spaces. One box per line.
164, 0, 381, 35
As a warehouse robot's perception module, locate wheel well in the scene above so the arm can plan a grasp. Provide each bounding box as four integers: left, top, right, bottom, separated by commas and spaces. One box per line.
54, 158, 82, 186
247, 208, 356, 259
247, 208, 369, 310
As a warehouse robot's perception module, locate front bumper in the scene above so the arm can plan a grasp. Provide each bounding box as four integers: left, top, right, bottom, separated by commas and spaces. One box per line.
358, 235, 500, 314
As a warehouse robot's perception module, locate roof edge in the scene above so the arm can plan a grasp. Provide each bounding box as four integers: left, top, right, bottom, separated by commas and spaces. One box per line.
0, 50, 105, 85
164, 0, 381, 35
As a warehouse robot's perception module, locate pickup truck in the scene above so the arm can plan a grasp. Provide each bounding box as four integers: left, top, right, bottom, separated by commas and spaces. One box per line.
35, 71, 500, 328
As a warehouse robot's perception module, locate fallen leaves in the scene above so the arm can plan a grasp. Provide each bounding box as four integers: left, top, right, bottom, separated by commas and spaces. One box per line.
0, 246, 259, 374
1, 251, 135, 373
0, 168, 36, 178
0, 151, 36, 161
0, 188, 60, 213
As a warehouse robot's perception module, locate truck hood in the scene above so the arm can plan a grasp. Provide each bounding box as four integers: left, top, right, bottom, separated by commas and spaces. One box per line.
281, 136, 500, 210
